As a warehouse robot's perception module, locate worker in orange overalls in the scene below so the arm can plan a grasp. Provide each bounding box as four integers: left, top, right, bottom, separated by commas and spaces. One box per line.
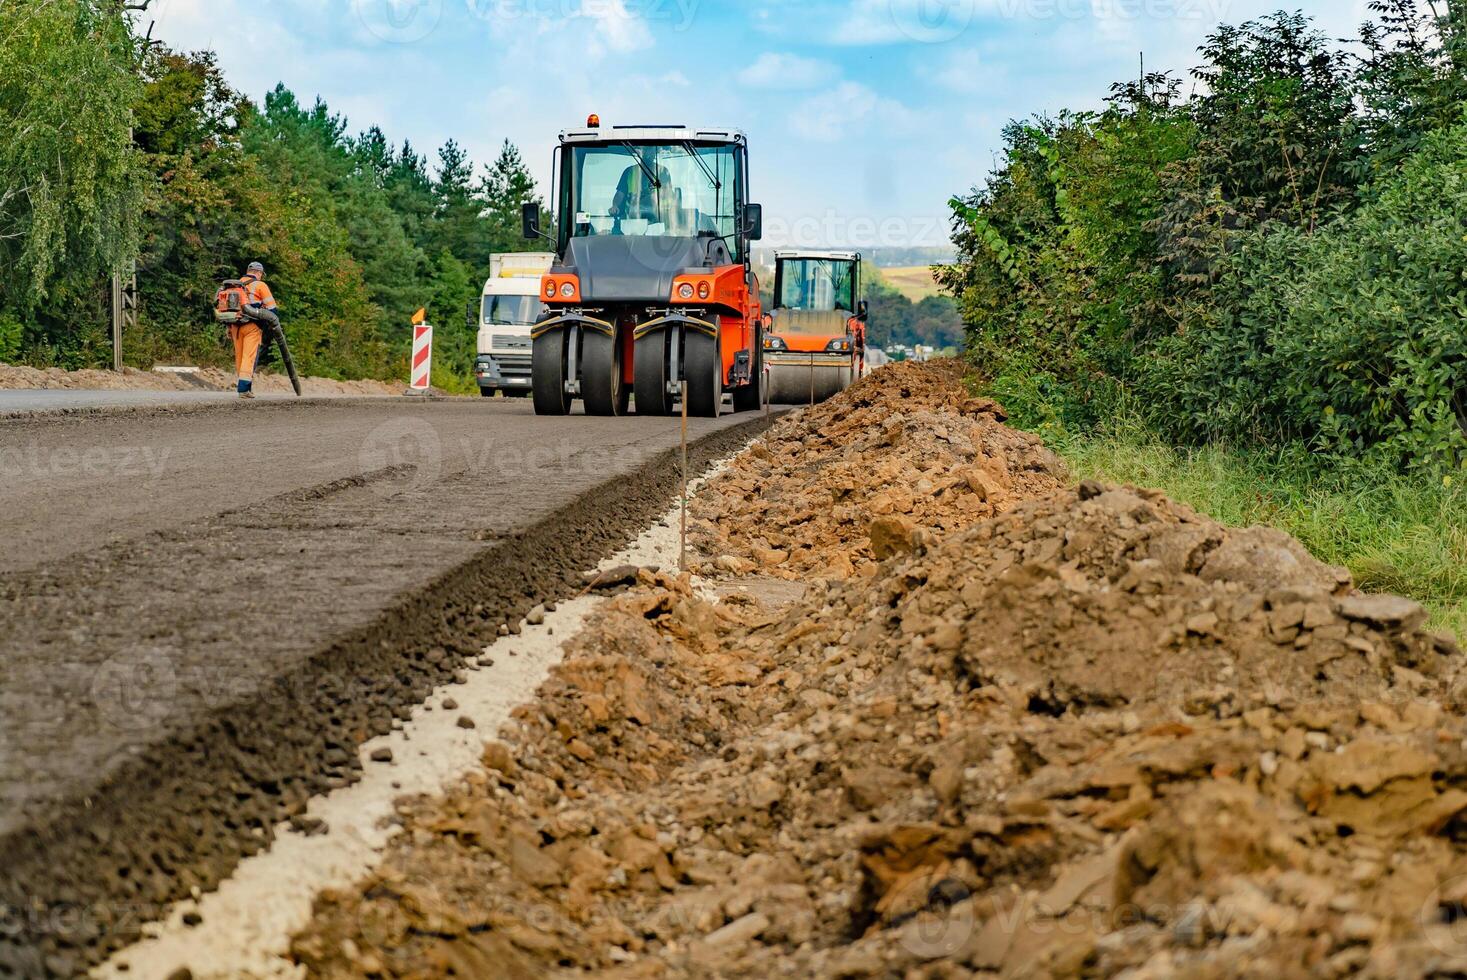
232, 261, 279, 399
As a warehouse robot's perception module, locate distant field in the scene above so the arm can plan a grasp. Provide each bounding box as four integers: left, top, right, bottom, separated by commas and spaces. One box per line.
879, 266, 944, 302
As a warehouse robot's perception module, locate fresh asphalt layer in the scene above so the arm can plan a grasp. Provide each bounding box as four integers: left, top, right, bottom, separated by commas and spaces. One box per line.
0, 396, 774, 976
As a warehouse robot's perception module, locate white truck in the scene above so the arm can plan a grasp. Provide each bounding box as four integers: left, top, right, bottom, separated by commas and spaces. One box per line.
474, 252, 555, 397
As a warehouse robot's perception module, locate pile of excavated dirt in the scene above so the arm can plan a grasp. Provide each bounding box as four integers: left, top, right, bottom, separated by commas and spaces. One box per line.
0, 362, 407, 396
690, 361, 1066, 580
292, 363, 1467, 979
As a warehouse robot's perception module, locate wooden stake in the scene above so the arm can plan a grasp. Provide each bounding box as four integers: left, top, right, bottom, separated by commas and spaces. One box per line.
680, 379, 689, 575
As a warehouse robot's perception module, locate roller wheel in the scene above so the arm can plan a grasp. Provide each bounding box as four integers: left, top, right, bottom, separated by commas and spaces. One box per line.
532, 331, 572, 416
685, 330, 723, 418
634, 331, 676, 416
731, 323, 763, 413
581, 329, 628, 416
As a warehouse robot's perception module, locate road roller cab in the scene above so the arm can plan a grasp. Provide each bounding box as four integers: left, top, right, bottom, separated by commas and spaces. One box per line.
765, 250, 868, 404
523, 119, 765, 417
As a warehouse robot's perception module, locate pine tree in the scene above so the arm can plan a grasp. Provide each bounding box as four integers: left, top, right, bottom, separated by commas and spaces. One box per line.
353, 126, 394, 189
481, 139, 543, 252
430, 139, 489, 268
387, 140, 436, 250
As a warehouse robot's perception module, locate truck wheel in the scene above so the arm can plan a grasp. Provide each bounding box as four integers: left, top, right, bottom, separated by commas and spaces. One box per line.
581, 330, 628, 416
731, 323, 763, 413
685, 330, 723, 418
532, 331, 572, 416
634, 331, 675, 416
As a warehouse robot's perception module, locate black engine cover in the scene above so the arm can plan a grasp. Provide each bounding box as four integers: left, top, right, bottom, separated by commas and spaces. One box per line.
559, 235, 732, 303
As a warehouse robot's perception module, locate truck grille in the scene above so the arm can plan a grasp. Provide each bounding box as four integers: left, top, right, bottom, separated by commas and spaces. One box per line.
492, 334, 531, 350
496, 353, 532, 379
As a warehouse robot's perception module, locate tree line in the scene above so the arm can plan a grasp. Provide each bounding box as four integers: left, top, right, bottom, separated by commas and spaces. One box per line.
864, 269, 963, 353
0, 1, 544, 386
941, 1, 1467, 472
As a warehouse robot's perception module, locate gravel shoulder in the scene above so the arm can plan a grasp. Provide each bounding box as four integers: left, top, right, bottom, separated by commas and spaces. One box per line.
0, 361, 407, 398
293, 362, 1467, 979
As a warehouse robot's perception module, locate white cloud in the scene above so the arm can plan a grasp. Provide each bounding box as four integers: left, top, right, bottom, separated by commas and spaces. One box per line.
737, 52, 840, 90
788, 81, 926, 142
921, 47, 984, 93
147, 0, 302, 98
461, 0, 655, 64
581, 0, 655, 54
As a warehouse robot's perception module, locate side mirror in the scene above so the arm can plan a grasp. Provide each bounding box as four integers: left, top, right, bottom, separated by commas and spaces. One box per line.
742, 203, 763, 242
522, 202, 542, 241
466, 300, 477, 331
857, 299, 869, 321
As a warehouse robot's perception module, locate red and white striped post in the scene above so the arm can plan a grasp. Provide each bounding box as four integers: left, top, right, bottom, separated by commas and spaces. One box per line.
410, 308, 432, 393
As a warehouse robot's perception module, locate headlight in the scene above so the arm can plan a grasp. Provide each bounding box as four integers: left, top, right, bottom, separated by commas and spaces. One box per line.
677, 283, 695, 300
559, 282, 575, 299
764, 335, 786, 351
826, 337, 852, 352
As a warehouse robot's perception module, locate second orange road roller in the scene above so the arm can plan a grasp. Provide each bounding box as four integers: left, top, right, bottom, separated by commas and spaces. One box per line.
764, 249, 868, 405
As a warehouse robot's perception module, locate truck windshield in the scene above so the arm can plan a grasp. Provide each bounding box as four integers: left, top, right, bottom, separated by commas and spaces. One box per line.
564, 142, 739, 257
482, 296, 543, 326
777, 259, 856, 312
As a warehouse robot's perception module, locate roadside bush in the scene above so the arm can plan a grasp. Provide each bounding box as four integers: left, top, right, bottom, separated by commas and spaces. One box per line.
946, 5, 1467, 472
941, 83, 1198, 431
0, 313, 23, 361
1143, 119, 1467, 470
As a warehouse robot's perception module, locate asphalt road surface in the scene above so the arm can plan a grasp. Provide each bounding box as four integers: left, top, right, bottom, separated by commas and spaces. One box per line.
0, 396, 772, 975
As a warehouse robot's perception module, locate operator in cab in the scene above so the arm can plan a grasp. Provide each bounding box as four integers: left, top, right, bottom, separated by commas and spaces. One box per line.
610, 152, 675, 233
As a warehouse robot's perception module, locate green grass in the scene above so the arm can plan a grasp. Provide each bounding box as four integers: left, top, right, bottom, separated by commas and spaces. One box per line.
1045, 425, 1467, 641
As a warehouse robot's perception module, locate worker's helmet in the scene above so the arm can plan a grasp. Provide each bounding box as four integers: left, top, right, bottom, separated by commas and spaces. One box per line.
246, 261, 265, 278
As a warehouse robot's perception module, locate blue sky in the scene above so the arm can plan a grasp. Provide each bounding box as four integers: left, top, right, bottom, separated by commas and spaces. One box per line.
149, 0, 1367, 251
